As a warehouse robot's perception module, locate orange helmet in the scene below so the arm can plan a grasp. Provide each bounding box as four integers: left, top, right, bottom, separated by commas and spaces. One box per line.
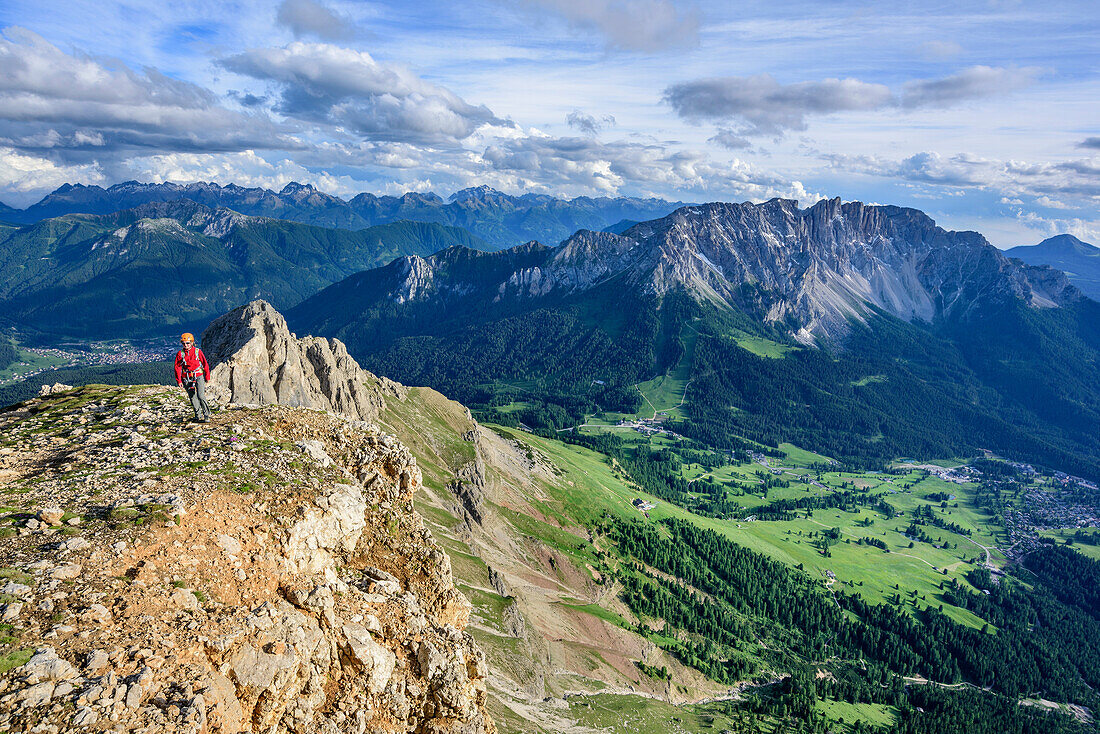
180, 332, 194, 344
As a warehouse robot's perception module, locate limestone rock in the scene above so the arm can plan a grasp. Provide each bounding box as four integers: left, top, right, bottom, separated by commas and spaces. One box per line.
37, 506, 64, 526
0, 356, 494, 734
84, 650, 109, 673
50, 563, 82, 580
341, 624, 396, 694
201, 300, 403, 421
19, 648, 79, 684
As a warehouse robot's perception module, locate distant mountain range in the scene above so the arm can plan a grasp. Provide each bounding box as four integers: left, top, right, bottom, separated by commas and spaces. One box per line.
288, 198, 1100, 479
0, 200, 485, 338
0, 181, 685, 250
1007, 234, 1100, 301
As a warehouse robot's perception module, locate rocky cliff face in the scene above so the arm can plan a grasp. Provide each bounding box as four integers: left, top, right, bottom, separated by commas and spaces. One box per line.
330, 197, 1081, 343
202, 300, 406, 423
0, 382, 494, 731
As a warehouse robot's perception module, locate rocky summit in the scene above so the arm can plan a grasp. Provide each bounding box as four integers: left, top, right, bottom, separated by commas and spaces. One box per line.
201, 300, 407, 424
0, 379, 495, 732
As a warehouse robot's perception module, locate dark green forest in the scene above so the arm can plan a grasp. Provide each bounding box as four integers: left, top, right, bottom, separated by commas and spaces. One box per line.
0, 337, 16, 372
603, 515, 1099, 732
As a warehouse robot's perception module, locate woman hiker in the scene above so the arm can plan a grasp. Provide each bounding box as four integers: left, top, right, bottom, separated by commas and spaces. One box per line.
174, 333, 212, 422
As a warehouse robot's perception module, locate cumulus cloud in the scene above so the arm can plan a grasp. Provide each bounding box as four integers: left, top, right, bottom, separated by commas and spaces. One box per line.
474, 131, 813, 201
825, 151, 991, 187
520, 0, 700, 52
220, 42, 510, 143
276, 0, 355, 41
665, 66, 1041, 137
0, 28, 296, 159
566, 110, 615, 135
1013, 210, 1100, 244
664, 74, 892, 135
824, 150, 1100, 213
899, 65, 1040, 109
0, 146, 105, 206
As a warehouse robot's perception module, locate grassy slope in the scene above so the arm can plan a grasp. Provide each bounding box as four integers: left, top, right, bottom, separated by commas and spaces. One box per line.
370, 379, 1062, 731
517, 430, 997, 629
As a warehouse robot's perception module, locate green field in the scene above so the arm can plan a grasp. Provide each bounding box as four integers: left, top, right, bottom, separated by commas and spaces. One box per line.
0, 345, 70, 385
633, 323, 699, 418
732, 330, 795, 359
500, 428, 1004, 630
815, 698, 897, 731
1037, 528, 1100, 561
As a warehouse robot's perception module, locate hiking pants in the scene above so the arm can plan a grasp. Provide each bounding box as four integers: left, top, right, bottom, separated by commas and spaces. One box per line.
186, 376, 211, 420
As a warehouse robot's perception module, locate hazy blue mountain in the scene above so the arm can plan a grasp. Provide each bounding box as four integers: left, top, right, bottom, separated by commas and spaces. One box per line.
0, 200, 18, 223
1006, 234, 1100, 301
288, 198, 1100, 480
0, 200, 487, 339
603, 219, 640, 234
1, 181, 686, 250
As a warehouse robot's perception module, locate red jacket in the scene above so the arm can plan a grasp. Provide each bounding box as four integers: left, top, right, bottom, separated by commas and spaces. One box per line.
175, 346, 211, 385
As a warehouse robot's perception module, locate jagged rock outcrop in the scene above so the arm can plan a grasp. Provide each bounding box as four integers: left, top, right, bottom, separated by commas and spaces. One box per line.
202, 300, 405, 422
448, 431, 488, 527
0, 379, 494, 732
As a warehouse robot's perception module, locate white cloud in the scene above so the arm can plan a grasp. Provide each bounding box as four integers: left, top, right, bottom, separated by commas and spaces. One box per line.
276, 0, 355, 41
0, 28, 297, 159
824, 150, 1100, 214
519, 0, 700, 52
474, 130, 818, 201
220, 42, 511, 143
1013, 209, 1100, 244
665, 66, 1041, 137
0, 146, 105, 206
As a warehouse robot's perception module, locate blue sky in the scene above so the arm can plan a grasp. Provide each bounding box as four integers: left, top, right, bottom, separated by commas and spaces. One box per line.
0, 0, 1097, 246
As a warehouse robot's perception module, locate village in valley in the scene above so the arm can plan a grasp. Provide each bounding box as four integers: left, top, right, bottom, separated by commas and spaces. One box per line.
0, 339, 172, 387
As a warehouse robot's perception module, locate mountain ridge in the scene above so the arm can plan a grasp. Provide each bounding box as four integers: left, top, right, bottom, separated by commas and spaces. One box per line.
1, 181, 687, 250
1007, 234, 1100, 301
0, 200, 487, 339
287, 197, 1100, 480
295, 197, 1082, 343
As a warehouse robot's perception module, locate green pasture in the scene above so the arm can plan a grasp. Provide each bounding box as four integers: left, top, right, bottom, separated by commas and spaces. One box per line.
0, 345, 69, 385
731, 330, 794, 359
504, 428, 999, 630
815, 699, 898, 731
1036, 528, 1100, 561
567, 693, 747, 734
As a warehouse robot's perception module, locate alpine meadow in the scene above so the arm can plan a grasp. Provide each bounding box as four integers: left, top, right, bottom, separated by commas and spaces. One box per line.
0, 2, 1098, 734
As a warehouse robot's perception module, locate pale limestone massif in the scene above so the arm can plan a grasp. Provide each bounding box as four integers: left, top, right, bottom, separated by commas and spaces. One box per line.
201, 300, 404, 422
365, 198, 1082, 344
